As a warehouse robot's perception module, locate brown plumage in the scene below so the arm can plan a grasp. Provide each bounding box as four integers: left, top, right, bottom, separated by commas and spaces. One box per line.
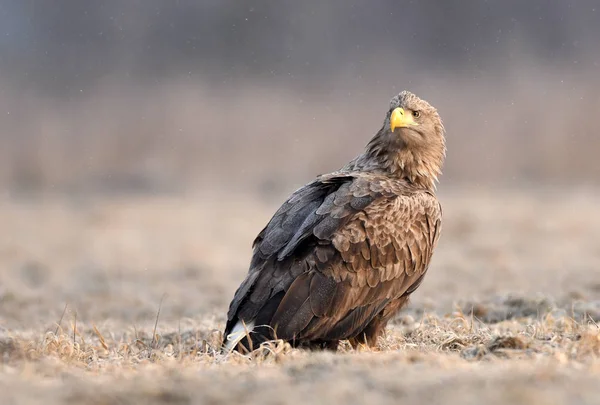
223, 91, 446, 352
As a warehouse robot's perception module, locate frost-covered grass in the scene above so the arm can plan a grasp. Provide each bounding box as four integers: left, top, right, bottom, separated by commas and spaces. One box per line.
1, 190, 599, 404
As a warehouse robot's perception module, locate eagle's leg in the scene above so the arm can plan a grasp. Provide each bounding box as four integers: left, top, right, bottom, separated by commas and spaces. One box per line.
304, 340, 340, 351
349, 296, 411, 349
348, 319, 385, 348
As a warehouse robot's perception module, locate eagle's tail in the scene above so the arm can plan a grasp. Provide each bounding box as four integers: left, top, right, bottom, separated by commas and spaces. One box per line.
223, 291, 287, 353
222, 319, 256, 353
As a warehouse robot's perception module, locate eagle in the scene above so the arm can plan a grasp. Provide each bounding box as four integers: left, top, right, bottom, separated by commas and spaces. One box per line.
223, 91, 445, 352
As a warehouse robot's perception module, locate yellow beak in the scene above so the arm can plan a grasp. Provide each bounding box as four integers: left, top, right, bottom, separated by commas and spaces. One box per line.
390, 107, 418, 131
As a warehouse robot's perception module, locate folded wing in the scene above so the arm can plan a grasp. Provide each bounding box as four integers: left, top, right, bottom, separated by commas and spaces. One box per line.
224, 173, 441, 349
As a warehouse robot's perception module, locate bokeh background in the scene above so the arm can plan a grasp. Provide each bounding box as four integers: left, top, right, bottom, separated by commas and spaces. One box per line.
2, 0, 600, 194
1, 1, 600, 330
2, 4, 600, 403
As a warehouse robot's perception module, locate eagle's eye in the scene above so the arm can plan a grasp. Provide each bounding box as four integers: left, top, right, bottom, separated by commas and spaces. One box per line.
412, 111, 420, 118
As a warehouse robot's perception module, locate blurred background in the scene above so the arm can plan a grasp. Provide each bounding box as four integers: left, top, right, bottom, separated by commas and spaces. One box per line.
1, 1, 600, 329
2, 0, 600, 194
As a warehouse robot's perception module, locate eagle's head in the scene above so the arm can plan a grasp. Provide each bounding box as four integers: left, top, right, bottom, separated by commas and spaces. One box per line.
386, 91, 445, 149
351, 91, 446, 190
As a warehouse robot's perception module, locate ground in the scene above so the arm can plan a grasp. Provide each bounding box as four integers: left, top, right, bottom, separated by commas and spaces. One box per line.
1, 188, 599, 405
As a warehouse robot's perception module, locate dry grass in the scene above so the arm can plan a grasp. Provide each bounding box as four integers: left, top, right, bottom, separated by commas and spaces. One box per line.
1, 188, 600, 404
1, 312, 599, 405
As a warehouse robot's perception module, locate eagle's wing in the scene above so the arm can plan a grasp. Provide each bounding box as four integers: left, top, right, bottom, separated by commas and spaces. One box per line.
224, 173, 441, 346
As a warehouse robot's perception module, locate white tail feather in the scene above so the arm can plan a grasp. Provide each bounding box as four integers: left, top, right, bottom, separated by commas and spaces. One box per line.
223, 320, 255, 353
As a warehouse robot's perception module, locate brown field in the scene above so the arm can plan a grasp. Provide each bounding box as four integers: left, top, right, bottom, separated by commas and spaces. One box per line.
1, 187, 599, 405
3, 3, 600, 403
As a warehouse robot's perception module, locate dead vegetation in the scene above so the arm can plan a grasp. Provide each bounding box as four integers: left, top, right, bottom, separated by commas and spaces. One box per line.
1, 190, 600, 404
2, 306, 598, 366
1, 308, 599, 405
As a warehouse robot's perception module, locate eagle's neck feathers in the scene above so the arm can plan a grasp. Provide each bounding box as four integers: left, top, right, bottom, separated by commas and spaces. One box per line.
345, 130, 445, 191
